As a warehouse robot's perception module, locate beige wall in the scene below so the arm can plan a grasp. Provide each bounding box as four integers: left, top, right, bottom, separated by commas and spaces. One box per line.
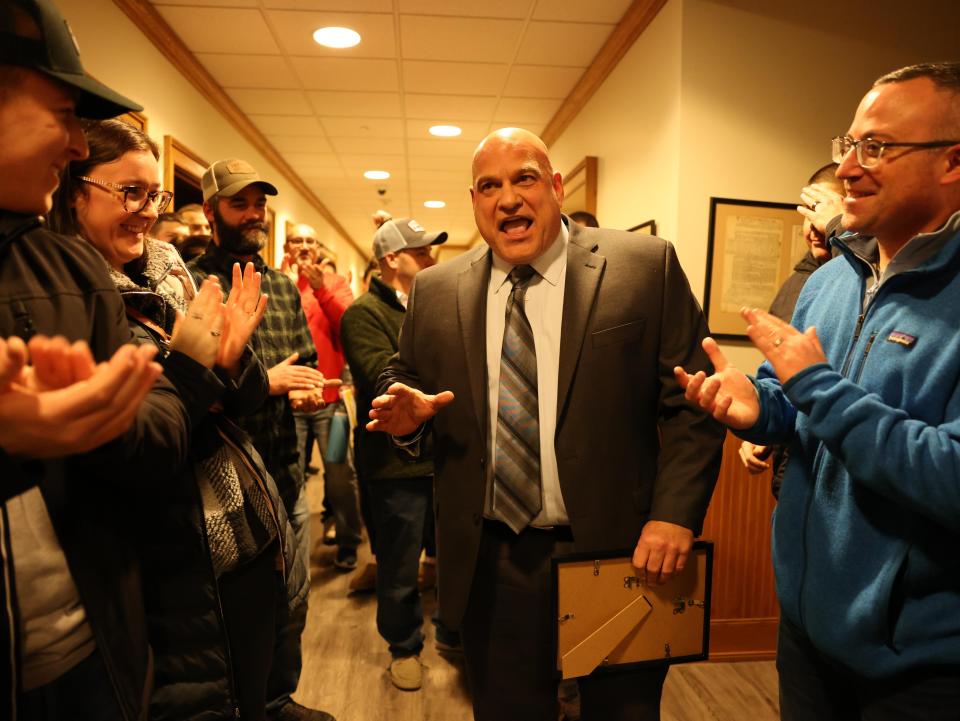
549, 0, 959, 370
57, 0, 366, 286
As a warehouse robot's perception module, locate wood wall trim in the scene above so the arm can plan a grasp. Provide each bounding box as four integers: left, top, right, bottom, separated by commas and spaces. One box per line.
112, 0, 364, 260
708, 618, 778, 662
540, 0, 668, 147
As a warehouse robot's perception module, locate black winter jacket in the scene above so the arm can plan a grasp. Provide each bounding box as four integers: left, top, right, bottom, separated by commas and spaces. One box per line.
0, 212, 191, 721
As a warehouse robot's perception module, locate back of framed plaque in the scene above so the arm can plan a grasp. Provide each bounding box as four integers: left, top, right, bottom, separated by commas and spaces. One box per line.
554, 541, 712, 679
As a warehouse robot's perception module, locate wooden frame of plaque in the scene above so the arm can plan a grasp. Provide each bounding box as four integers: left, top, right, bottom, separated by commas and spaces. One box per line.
552, 541, 713, 679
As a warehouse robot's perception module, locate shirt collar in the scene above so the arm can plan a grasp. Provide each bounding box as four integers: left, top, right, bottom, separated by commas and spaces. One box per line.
490, 220, 568, 294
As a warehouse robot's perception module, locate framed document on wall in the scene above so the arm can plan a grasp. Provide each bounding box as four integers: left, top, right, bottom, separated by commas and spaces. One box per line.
703, 197, 804, 338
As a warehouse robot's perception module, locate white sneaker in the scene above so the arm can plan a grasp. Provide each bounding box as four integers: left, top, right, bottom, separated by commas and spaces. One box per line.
389, 655, 422, 690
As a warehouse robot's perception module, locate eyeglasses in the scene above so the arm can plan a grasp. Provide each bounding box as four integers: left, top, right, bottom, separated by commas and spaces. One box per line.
287, 237, 318, 246
831, 136, 960, 168
77, 176, 173, 214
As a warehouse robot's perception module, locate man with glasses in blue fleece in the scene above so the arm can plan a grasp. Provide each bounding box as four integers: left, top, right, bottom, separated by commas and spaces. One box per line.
677, 62, 960, 720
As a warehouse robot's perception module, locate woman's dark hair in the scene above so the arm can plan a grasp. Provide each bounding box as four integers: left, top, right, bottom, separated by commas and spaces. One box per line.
48, 118, 160, 275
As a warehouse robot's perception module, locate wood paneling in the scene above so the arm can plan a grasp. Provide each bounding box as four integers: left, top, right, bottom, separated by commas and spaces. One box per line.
701, 432, 779, 660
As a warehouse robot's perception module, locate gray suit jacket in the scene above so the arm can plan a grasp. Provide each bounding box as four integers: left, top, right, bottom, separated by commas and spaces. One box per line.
381, 219, 725, 627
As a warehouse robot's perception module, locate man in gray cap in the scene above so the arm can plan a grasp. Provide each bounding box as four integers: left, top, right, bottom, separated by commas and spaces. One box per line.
340, 217, 450, 690
189, 159, 336, 721
0, 0, 192, 717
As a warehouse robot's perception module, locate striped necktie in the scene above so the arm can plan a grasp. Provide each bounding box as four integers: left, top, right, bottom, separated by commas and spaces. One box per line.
493, 265, 542, 533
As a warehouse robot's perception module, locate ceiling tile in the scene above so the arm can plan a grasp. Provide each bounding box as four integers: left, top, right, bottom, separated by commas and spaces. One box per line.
296, 167, 349, 181
492, 97, 563, 123
406, 155, 468, 171
330, 137, 407, 155
282, 152, 342, 167
320, 117, 405, 138
338, 155, 407, 172
406, 138, 477, 157
397, 0, 533, 19
404, 94, 497, 121
262, 0, 392, 10
291, 57, 399, 91
153, 0, 258, 7
402, 61, 508, 95
400, 16, 524, 62
155, 7, 280, 54
196, 54, 299, 89
249, 115, 326, 135
405, 120, 490, 141
266, 10, 396, 57
306, 91, 403, 117
227, 89, 313, 115
503, 65, 582, 98
516, 21, 613, 67
531, 0, 633, 24
408, 168, 472, 183
268, 135, 335, 153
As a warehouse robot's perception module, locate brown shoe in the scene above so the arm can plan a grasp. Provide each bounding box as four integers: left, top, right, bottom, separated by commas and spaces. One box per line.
348, 561, 377, 593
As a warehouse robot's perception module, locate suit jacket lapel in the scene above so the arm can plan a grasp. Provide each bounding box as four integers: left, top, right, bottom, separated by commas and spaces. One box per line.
458, 246, 492, 437
557, 223, 604, 425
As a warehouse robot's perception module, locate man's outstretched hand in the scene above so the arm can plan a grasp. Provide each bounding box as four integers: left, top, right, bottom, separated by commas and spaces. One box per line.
674, 337, 759, 429
366, 382, 454, 436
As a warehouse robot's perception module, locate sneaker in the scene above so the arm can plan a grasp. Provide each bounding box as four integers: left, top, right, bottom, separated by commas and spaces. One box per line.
389, 655, 422, 690
348, 561, 377, 593
417, 561, 436, 592
322, 517, 336, 546
266, 699, 336, 721
334, 547, 358, 571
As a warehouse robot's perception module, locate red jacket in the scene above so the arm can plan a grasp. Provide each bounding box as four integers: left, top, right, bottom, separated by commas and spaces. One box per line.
296, 272, 353, 404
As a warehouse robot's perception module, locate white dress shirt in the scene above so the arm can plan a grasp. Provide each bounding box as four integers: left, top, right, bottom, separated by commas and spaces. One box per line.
485, 222, 569, 526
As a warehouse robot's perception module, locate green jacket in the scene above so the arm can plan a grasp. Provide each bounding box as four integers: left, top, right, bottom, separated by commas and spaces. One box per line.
341, 275, 433, 481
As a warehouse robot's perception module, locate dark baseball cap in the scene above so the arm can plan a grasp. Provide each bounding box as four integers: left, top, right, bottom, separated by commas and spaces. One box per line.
202, 158, 279, 202
372, 218, 447, 260
0, 0, 142, 119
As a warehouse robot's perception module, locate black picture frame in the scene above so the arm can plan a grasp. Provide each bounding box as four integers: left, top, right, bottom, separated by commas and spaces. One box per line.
703, 197, 802, 339
627, 219, 657, 236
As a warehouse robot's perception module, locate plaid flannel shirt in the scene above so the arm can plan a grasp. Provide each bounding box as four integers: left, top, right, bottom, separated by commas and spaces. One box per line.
189, 242, 318, 511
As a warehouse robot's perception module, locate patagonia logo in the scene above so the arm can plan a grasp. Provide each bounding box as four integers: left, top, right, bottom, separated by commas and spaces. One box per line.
886, 331, 916, 348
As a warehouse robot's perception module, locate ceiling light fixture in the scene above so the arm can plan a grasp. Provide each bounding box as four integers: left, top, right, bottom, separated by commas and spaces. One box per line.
313, 26, 361, 49
429, 125, 462, 137
363, 170, 390, 180
424, 200, 446, 209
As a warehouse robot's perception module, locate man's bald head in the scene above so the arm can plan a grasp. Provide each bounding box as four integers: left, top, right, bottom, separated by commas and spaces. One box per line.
469, 127, 564, 265
472, 127, 555, 180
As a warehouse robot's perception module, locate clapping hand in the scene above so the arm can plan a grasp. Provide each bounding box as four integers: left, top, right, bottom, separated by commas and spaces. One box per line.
674, 337, 760, 429
217, 262, 268, 374
797, 184, 844, 236
170, 277, 224, 369
0, 335, 163, 458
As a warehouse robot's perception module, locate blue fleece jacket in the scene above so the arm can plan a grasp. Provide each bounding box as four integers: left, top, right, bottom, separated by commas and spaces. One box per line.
739, 210, 960, 679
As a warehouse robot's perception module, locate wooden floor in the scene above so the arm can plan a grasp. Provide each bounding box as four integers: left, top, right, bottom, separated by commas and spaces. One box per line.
293, 475, 780, 721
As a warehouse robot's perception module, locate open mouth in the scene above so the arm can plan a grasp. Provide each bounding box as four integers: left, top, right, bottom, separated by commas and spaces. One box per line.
121, 222, 149, 237
499, 216, 532, 238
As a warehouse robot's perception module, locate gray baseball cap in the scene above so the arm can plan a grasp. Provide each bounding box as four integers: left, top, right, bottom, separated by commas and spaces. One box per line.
0, 0, 142, 119
202, 158, 279, 202
372, 218, 447, 260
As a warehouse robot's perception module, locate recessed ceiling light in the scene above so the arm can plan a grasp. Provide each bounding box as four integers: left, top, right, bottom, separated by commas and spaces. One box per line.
424, 200, 446, 209
429, 125, 462, 137
313, 26, 361, 49
363, 170, 390, 180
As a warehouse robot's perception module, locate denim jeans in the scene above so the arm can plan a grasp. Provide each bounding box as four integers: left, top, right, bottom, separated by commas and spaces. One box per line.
368, 476, 434, 657
294, 404, 362, 549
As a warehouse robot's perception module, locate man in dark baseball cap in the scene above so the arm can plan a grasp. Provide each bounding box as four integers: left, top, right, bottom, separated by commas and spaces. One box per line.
1, 1, 191, 718
0, 0, 141, 120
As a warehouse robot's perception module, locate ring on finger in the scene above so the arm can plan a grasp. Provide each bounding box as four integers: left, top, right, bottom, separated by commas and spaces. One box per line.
773, 336, 783, 347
